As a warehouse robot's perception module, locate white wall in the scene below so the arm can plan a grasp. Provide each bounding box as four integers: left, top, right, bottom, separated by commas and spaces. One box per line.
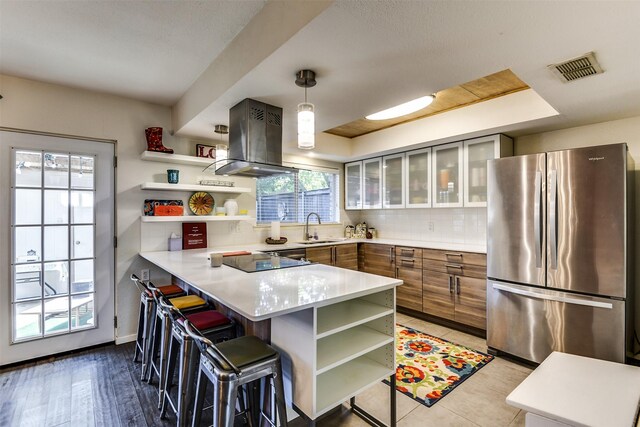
0, 74, 353, 347
0, 74, 211, 344
516, 115, 640, 355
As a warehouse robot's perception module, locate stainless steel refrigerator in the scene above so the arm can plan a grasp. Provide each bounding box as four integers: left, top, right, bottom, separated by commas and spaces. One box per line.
486, 143, 634, 363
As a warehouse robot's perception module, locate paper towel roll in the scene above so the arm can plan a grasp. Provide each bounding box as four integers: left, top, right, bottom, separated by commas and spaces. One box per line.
271, 221, 280, 239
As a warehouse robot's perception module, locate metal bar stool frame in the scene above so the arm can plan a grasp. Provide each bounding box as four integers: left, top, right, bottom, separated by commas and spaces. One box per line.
146, 282, 208, 408
185, 321, 288, 427
130, 273, 155, 380
130, 274, 185, 380
158, 296, 236, 427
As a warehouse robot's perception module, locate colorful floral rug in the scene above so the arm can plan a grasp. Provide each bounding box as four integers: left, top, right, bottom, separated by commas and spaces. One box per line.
385, 323, 494, 407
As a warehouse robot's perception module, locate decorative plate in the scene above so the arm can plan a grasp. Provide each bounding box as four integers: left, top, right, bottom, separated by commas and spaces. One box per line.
188, 192, 214, 215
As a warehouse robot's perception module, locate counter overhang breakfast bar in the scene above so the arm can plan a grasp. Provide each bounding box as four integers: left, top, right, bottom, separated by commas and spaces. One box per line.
139, 248, 403, 426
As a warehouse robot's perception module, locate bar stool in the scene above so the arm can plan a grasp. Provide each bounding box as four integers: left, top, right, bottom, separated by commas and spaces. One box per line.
159, 297, 236, 427
185, 320, 288, 427
130, 274, 185, 380
147, 282, 209, 407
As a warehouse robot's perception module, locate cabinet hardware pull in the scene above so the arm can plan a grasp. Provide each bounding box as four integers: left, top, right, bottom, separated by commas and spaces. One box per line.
445, 253, 463, 258
456, 277, 461, 295
401, 249, 414, 256
389, 247, 394, 263
448, 275, 453, 293
445, 263, 463, 269
401, 259, 415, 264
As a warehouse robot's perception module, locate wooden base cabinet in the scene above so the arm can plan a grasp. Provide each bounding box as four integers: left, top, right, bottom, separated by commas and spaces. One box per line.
361, 243, 395, 278
395, 246, 423, 311
306, 243, 358, 270
422, 250, 487, 330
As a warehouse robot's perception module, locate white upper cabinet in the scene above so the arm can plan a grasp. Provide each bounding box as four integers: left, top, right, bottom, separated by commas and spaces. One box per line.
345, 161, 363, 210
363, 158, 382, 209
432, 142, 464, 208
382, 153, 405, 208
344, 134, 513, 210
405, 148, 431, 208
463, 134, 514, 207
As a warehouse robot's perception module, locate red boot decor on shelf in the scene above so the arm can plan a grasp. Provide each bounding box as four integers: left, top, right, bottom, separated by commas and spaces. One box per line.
145, 127, 174, 154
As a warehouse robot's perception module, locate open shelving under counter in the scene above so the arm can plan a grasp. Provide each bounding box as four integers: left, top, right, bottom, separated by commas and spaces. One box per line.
271, 288, 395, 420
140, 182, 251, 194
140, 215, 256, 224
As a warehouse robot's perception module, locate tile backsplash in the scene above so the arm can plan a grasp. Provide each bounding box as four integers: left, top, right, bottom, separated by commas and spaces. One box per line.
139, 208, 485, 251
357, 208, 486, 245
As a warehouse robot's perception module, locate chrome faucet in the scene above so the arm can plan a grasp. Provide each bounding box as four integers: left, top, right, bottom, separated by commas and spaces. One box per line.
304, 212, 321, 240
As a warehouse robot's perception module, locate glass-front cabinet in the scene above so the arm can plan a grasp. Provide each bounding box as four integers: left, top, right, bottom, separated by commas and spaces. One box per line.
432, 142, 463, 208
405, 148, 431, 208
345, 161, 362, 210
382, 153, 405, 208
363, 158, 382, 209
345, 134, 513, 210
463, 134, 514, 207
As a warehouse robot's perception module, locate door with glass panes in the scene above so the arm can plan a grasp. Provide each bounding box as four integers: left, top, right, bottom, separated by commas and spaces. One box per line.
0, 130, 115, 365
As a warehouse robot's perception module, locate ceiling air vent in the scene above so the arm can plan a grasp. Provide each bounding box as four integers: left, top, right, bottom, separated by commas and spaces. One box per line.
548, 52, 604, 82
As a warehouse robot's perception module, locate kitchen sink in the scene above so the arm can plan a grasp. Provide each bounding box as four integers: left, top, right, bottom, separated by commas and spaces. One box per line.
296, 239, 345, 245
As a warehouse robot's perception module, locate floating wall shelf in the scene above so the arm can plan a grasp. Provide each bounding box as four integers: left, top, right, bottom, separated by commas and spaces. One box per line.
140, 151, 214, 167
140, 182, 250, 194
140, 215, 256, 224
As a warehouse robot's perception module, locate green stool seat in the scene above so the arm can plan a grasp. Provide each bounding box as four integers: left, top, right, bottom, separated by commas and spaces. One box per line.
212, 335, 277, 369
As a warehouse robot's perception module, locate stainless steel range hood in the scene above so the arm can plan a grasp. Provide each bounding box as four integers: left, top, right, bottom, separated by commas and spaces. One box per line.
214, 98, 298, 177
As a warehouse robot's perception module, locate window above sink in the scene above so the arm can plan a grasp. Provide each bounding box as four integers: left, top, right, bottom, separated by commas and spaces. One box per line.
256, 169, 340, 224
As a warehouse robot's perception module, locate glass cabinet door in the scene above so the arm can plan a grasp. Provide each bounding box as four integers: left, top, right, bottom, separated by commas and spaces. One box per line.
405, 148, 431, 208
432, 142, 463, 207
345, 161, 362, 210
383, 153, 405, 208
464, 136, 498, 207
363, 158, 382, 209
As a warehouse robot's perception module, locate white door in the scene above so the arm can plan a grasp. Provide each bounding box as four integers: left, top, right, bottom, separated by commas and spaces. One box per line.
0, 130, 115, 365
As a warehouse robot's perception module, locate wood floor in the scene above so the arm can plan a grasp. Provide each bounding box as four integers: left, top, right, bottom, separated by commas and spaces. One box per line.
0, 342, 189, 427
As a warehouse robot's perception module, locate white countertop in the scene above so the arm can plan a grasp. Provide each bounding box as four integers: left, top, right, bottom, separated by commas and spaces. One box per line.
205, 238, 486, 254
506, 352, 640, 427
139, 248, 402, 322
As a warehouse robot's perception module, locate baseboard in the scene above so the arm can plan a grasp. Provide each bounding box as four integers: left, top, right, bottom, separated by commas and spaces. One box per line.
115, 334, 137, 345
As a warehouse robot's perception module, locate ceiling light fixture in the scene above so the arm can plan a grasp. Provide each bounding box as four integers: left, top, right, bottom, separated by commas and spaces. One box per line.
365, 94, 436, 121
295, 69, 316, 150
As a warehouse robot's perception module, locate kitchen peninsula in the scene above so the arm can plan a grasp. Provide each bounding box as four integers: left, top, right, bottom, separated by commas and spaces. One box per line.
139, 248, 402, 422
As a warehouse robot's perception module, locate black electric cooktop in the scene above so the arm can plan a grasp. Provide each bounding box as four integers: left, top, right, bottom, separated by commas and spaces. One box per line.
222, 253, 311, 273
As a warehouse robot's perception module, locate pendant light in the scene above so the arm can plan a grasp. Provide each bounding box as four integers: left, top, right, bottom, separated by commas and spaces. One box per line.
213, 124, 228, 163
295, 69, 316, 150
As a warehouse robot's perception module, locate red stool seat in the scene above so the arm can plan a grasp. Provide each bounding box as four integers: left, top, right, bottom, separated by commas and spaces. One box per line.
145, 284, 183, 297
178, 310, 231, 331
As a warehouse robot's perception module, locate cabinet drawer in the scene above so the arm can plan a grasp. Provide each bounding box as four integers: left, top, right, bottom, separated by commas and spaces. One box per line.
422, 260, 486, 279
395, 246, 423, 259
396, 267, 422, 311
396, 256, 422, 269
422, 248, 486, 267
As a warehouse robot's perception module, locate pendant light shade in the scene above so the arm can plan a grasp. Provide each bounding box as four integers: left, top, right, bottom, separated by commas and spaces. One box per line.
297, 102, 315, 149
295, 69, 317, 150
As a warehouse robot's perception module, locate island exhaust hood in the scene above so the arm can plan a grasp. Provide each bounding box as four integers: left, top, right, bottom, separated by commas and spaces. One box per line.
214, 98, 298, 177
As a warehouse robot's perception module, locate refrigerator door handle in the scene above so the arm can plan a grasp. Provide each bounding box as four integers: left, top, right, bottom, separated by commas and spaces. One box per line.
534, 170, 542, 268
549, 169, 558, 269
492, 283, 613, 309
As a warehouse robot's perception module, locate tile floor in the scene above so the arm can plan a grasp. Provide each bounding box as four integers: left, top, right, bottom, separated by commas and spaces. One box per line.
290, 312, 533, 426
